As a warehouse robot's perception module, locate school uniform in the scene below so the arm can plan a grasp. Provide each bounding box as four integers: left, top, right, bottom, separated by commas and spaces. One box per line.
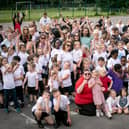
1, 66, 19, 109
60, 69, 73, 94
32, 96, 52, 125
38, 54, 49, 79
14, 65, 24, 105
53, 95, 70, 126
26, 71, 38, 95
35, 62, 44, 95
71, 49, 82, 64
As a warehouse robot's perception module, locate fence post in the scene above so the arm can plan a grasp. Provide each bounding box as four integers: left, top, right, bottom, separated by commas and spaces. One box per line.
72, 1, 74, 17
58, 0, 61, 17
85, 0, 87, 16
95, 0, 98, 16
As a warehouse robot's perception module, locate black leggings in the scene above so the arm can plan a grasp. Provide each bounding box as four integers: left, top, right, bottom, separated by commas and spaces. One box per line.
77, 103, 96, 116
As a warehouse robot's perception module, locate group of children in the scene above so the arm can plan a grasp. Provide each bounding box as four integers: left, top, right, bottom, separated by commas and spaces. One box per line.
0, 13, 129, 128
89, 69, 129, 119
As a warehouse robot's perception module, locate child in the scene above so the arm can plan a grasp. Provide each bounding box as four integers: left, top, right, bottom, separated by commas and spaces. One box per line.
13, 56, 25, 108
88, 70, 112, 118
33, 54, 44, 95
48, 70, 59, 93
99, 68, 113, 99
23, 63, 39, 104
106, 89, 118, 114
0, 66, 3, 108
117, 88, 129, 114
1, 58, 20, 113
71, 41, 82, 80
60, 61, 72, 96
96, 57, 107, 71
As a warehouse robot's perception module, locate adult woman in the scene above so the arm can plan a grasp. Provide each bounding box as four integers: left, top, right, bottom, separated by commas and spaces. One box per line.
37, 33, 51, 54
81, 27, 92, 49
75, 69, 96, 116
57, 40, 73, 72
57, 40, 74, 88
20, 26, 32, 44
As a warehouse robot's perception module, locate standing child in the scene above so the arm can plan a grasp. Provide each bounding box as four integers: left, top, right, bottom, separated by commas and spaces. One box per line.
48, 70, 59, 93
88, 70, 112, 118
99, 68, 113, 99
71, 41, 82, 80
106, 89, 118, 114
60, 61, 72, 96
13, 56, 25, 108
117, 88, 129, 114
23, 63, 38, 104
0, 65, 3, 108
34, 54, 44, 95
1, 58, 20, 113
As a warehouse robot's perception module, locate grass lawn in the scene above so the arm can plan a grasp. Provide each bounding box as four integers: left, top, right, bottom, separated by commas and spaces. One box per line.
0, 8, 128, 23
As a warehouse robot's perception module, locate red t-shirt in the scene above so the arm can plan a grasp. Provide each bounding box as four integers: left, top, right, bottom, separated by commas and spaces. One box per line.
100, 76, 111, 92
75, 76, 93, 105
15, 23, 21, 34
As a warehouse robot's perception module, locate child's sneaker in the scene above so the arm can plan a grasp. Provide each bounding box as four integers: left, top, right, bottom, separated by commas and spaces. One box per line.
96, 110, 100, 117
100, 111, 104, 117
4, 108, 9, 113
106, 112, 112, 119
16, 108, 21, 113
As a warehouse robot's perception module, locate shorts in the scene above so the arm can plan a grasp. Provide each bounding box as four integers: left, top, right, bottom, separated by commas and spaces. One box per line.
42, 73, 48, 79
32, 110, 49, 120
73, 61, 77, 64
28, 87, 38, 95
0, 89, 3, 94
62, 86, 73, 94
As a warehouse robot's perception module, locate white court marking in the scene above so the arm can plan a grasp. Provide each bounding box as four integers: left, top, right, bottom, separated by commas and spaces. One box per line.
9, 107, 78, 129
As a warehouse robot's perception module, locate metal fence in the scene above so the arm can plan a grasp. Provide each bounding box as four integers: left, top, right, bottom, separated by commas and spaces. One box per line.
0, 1, 129, 22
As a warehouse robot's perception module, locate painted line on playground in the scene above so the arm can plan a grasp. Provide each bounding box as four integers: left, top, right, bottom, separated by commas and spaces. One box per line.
9, 106, 78, 129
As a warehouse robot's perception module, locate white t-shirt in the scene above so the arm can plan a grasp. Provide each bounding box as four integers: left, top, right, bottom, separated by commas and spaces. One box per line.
48, 78, 59, 92
107, 57, 120, 69
39, 17, 51, 26
8, 52, 17, 63
35, 62, 42, 81
106, 96, 117, 113
26, 71, 38, 87
32, 96, 52, 112
51, 48, 61, 58
0, 82, 3, 90
38, 54, 49, 74
18, 51, 29, 65
92, 51, 107, 66
32, 32, 40, 42
14, 65, 25, 87
60, 69, 72, 87
57, 50, 73, 71
118, 49, 126, 60
53, 95, 70, 111
1, 51, 8, 58
1, 66, 15, 89
71, 49, 82, 62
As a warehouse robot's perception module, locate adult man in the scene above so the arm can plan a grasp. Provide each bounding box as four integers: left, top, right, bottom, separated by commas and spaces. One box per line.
39, 12, 51, 31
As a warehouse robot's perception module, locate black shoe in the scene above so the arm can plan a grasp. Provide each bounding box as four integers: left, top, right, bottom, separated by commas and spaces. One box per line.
20, 103, 24, 108
0, 104, 4, 108
38, 123, 44, 128
54, 123, 60, 129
